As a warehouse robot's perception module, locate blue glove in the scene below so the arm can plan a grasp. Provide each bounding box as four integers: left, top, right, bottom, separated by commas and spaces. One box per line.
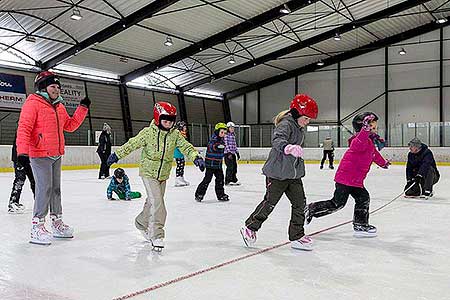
194, 156, 205, 172
107, 153, 119, 166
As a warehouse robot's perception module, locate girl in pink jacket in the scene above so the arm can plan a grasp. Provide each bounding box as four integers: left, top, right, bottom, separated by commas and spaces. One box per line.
16, 71, 89, 245
305, 112, 390, 237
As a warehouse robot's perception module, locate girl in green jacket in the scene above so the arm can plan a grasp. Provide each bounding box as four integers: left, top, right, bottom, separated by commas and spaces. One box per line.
108, 101, 205, 251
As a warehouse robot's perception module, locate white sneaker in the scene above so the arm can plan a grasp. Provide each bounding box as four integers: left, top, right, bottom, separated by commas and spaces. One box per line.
175, 176, 187, 187
152, 238, 164, 252
51, 215, 74, 238
291, 235, 313, 251
240, 226, 257, 247
8, 203, 25, 214
180, 176, 190, 186
30, 217, 52, 245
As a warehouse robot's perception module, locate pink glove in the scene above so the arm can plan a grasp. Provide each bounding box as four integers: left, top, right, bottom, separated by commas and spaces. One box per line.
362, 114, 376, 131
284, 144, 304, 158
381, 160, 391, 169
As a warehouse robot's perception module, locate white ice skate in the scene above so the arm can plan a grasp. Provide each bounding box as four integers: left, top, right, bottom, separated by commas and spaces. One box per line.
240, 226, 257, 247
151, 238, 164, 252
8, 203, 26, 214
175, 176, 188, 187
51, 215, 74, 238
180, 176, 190, 186
30, 217, 52, 245
353, 224, 377, 238
291, 235, 313, 251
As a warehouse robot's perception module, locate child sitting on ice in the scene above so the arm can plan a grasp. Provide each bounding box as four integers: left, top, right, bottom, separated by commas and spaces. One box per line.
107, 168, 141, 201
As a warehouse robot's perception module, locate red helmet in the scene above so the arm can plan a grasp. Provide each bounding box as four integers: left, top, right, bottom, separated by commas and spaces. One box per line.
34, 71, 61, 91
290, 94, 318, 119
153, 101, 177, 125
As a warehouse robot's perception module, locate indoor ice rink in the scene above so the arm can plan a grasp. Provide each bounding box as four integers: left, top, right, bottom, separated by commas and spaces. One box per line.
1, 0, 450, 299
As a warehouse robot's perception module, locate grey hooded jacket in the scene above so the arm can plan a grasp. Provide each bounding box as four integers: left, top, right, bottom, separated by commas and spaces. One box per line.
262, 114, 305, 180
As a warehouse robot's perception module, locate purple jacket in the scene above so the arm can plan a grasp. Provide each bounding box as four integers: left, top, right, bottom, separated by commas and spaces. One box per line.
224, 132, 238, 154
334, 130, 388, 188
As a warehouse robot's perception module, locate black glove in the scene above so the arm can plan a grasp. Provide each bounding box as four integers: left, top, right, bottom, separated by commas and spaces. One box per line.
80, 97, 91, 108
236, 152, 240, 160
17, 155, 30, 170
194, 156, 205, 172
107, 153, 119, 166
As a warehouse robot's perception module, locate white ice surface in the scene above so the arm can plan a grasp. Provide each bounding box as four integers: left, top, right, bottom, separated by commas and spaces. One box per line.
1, 164, 449, 300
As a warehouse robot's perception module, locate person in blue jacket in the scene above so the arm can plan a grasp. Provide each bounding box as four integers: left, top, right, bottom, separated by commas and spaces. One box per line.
107, 168, 142, 200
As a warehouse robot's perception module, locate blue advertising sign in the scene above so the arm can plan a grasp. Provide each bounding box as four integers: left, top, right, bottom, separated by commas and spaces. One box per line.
0, 73, 27, 108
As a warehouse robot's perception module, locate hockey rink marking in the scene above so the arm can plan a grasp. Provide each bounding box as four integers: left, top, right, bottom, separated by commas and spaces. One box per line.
112, 189, 407, 300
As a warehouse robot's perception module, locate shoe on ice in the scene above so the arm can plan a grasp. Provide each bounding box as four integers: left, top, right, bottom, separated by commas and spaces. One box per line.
30, 217, 52, 245
353, 224, 377, 238
195, 194, 204, 202
291, 235, 313, 251
175, 176, 187, 187
240, 226, 257, 247
180, 176, 190, 186
8, 202, 25, 214
421, 191, 433, 199
218, 194, 230, 202
151, 238, 164, 252
51, 215, 74, 238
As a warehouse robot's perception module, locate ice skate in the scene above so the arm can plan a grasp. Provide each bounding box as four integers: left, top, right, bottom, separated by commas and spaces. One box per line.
420, 191, 433, 199
8, 202, 25, 214
195, 194, 204, 202
240, 226, 257, 247
175, 176, 188, 187
151, 238, 164, 252
30, 217, 52, 245
291, 235, 313, 251
51, 215, 74, 238
180, 176, 190, 186
218, 194, 230, 202
229, 181, 241, 186
353, 224, 377, 238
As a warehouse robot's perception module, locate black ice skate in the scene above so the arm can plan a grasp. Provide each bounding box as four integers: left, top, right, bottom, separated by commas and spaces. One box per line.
217, 194, 230, 202
353, 224, 377, 238
195, 194, 204, 202
151, 238, 164, 252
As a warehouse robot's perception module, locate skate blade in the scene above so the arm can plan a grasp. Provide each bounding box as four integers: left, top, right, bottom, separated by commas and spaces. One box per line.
291, 244, 313, 251
152, 246, 164, 252
29, 239, 52, 245
52, 234, 74, 239
353, 232, 377, 238
8, 210, 26, 215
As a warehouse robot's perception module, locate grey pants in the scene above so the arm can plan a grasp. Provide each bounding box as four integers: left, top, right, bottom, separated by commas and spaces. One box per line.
30, 157, 62, 219
135, 178, 167, 240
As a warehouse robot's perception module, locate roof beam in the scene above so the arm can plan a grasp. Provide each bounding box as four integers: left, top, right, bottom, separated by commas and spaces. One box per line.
122, 0, 320, 82
42, 0, 182, 70
181, 0, 431, 92
225, 20, 449, 99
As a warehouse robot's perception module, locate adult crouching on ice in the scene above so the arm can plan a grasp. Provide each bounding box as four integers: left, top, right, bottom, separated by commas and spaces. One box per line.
16, 71, 90, 245
107, 101, 205, 252
404, 137, 440, 199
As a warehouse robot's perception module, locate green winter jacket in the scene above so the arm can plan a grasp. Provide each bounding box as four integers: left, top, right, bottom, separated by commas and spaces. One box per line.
115, 120, 199, 181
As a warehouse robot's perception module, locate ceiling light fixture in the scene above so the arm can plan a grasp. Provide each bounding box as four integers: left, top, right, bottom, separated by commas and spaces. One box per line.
317, 60, 325, 66
25, 36, 36, 43
334, 32, 341, 41
280, 4, 291, 14
119, 57, 128, 63
436, 17, 448, 24
228, 55, 236, 64
398, 47, 407, 56
71, 7, 82, 20
164, 36, 173, 47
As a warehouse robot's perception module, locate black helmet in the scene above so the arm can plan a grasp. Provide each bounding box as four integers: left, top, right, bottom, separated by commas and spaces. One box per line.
352, 112, 379, 132
176, 120, 187, 131
114, 168, 125, 179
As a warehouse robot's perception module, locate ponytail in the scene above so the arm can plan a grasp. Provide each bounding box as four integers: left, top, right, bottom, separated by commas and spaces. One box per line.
273, 110, 290, 126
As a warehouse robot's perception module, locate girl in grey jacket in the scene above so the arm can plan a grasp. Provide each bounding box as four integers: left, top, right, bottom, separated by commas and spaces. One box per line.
240, 94, 318, 251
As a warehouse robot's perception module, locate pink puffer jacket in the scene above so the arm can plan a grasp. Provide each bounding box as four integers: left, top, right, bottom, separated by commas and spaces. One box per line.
334, 130, 388, 188
16, 93, 88, 158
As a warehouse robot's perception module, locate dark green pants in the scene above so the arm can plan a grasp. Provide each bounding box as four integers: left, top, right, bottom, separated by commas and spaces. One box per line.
116, 190, 142, 200
245, 177, 306, 241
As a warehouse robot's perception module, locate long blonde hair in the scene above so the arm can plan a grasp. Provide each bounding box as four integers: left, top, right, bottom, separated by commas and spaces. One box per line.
273, 110, 290, 126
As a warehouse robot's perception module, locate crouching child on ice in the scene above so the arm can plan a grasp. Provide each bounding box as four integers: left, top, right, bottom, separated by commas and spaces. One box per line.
107, 168, 142, 201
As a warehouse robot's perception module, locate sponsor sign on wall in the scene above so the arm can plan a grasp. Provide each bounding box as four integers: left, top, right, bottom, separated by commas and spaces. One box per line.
0, 73, 26, 109
60, 81, 86, 109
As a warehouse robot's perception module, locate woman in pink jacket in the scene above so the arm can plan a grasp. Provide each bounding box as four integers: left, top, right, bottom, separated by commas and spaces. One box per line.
305, 112, 390, 237
16, 71, 90, 245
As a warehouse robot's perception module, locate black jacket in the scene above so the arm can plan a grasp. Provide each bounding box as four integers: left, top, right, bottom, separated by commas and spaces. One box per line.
406, 144, 439, 180
96, 131, 112, 155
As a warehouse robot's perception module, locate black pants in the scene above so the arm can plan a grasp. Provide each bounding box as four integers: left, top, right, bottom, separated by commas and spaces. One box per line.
98, 152, 110, 178
195, 168, 225, 198
320, 150, 334, 167
309, 182, 370, 225
9, 162, 35, 205
175, 158, 185, 177
224, 153, 238, 184
245, 177, 306, 241
404, 168, 440, 196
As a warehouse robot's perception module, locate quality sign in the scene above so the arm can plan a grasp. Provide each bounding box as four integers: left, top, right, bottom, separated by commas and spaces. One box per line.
0, 73, 26, 109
